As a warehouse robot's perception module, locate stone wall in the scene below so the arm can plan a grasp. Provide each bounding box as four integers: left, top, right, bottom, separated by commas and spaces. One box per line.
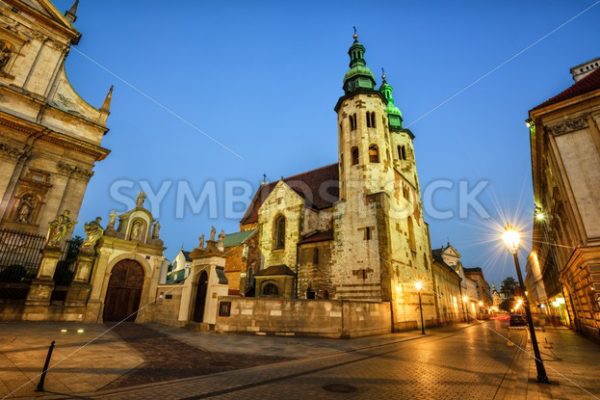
215, 297, 392, 338
149, 285, 185, 327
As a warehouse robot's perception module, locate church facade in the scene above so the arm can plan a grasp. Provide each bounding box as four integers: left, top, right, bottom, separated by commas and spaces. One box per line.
239, 32, 437, 329
0, 0, 111, 237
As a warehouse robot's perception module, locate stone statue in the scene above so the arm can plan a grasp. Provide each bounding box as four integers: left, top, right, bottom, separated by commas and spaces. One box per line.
82, 217, 103, 249
46, 210, 75, 248
16, 194, 34, 224
152, 220, 161, 239
0, 40, 11, 69
198, 234, 205, 249
218, 229, 225, 243
131, 221, 142, 241
136, 191, 146, 208
107, 210, 117, 230
210, 226, 216, 241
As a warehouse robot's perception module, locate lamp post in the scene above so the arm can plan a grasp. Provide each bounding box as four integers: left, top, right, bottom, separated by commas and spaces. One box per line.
415, 280, 425, 335
502, 226, 549, 384
463, 295, 470, 323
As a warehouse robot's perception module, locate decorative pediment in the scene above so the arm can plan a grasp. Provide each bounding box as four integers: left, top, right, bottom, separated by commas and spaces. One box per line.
546, 114, 589, 136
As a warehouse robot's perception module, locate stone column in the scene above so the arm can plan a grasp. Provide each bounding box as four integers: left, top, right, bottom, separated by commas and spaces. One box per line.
22, 246, 61, 321
62, 248, 96, 321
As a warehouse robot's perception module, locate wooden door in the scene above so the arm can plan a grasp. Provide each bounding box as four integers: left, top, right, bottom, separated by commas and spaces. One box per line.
103, 259, 144, 322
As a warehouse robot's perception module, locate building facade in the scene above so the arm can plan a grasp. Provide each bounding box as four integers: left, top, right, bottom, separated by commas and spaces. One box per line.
239, 32, 437, 330
0, 0, 111, 237
527, 58, 600, 341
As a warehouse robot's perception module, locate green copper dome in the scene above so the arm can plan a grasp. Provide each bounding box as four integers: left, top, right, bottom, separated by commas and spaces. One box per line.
343, 30, 376, 94
379, 70, 403, 130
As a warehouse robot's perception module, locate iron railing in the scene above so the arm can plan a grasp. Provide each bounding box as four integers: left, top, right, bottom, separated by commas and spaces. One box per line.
0, 229, 46, 283
0, 229, 81, 300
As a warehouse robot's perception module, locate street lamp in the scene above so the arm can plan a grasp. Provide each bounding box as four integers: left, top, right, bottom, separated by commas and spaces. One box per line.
463, 295, 471, 323
415, 280, 425, 335
502, 225, 549, 383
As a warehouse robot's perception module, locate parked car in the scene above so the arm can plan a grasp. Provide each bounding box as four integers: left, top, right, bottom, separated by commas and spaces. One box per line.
509, 314, 527, 327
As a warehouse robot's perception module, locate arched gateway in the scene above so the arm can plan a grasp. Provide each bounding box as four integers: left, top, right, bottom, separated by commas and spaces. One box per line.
103, 259, 144, 322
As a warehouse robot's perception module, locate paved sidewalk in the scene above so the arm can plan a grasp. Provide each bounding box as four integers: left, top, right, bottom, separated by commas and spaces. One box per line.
517, 327, 600, 399
0, 322, 144, 398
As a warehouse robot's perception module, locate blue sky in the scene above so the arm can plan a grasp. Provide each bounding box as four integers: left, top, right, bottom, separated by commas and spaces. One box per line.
56, 0, 600, 285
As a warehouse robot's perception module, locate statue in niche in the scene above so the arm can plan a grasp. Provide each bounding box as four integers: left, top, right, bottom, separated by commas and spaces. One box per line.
131, 221, 143, 241
16, 194, 35, 224
209, 226, 216, 241
136, 191, 146, 208
46, 210, 75, 248
0, 41, 11, 70
82, 217, 103, 249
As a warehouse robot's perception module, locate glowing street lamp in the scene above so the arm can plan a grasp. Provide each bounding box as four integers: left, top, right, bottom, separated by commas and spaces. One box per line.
501, 225, 549, 383
415, 280, 425, 335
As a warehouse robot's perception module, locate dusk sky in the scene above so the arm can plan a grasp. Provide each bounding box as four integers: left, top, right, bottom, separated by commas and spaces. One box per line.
55, 0, 600, 286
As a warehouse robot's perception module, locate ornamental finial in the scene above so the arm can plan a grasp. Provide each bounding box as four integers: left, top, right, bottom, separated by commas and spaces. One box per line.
381, 67, 386, 82
352, 26, 358, 41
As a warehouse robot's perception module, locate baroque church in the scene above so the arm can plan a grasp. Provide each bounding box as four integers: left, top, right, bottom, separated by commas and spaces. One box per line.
237, 31, 435, 329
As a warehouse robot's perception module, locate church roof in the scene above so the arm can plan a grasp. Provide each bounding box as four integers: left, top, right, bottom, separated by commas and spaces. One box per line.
240, 164, 339, 225
255, 265, 296, 277
223, 230, 256, 247
532, 66, 600, 111
299, 230, 334, 244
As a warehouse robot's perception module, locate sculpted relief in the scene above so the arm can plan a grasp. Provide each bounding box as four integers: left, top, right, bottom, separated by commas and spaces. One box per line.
0, 40, 11, 70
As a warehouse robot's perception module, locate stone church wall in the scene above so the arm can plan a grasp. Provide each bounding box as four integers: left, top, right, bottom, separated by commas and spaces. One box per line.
215, 297, 391, 338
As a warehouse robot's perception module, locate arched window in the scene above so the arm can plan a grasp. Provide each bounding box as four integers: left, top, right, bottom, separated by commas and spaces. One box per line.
366, 111, 376, 128
398, 145, 407, 160
369, 145, 380, 163
349, 113, 357, 131
351, 146, 359, 165
262, 282, 279, 296
407, 217, 416, 252
274, 215, 286, 249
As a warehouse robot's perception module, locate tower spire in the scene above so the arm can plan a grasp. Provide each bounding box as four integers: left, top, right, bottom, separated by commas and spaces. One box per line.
378, 69, 403, 130
65, 0, 79, 23
342, 27, 376, 94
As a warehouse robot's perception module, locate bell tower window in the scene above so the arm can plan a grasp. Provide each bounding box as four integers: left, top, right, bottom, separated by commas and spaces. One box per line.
369, 145, 380, 163
398, 145, 407, 160
349, 114, 357, 131
366, 111, 376, 128
351, 147, 359, 165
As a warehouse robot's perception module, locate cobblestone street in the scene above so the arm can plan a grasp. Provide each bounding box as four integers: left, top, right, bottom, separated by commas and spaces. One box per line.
8, 321, 592, 400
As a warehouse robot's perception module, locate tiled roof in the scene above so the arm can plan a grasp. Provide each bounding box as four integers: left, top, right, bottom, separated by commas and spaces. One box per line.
240, 163, 339, 225
223, 230, 256, 248
299, 230, 334, 244
532, 67, 600, 111
255, 264, 296, 277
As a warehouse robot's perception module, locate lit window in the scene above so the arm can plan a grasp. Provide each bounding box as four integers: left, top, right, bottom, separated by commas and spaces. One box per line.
369, 145, 380, 163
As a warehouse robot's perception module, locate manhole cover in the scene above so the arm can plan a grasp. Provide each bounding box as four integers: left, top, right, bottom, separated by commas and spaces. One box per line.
322, 383, 358, 393
210, 361, 231, 367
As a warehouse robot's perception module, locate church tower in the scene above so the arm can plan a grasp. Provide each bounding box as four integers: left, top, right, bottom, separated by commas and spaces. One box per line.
331, 31, 435, 330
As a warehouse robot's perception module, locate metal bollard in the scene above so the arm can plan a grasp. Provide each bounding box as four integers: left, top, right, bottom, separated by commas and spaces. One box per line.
35, 340, 55, 392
